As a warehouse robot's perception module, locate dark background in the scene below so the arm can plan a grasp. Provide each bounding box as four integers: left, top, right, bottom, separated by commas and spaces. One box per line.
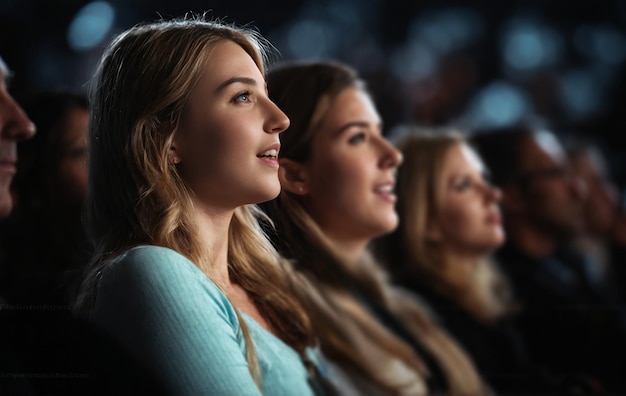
1, 0, 625, 183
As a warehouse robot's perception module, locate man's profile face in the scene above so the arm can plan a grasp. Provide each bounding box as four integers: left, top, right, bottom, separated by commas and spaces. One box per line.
0, 56, 35, 217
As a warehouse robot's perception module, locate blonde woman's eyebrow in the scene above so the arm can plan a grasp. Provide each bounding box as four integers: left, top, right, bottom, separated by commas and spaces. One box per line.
333, 121, 381, 137
215, 76, 257, 93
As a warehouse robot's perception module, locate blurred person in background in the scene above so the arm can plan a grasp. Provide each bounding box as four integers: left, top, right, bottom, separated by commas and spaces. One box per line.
376, 126, 571, 394
0, 56, 36, 218
0, 57, 164, 396
263, 59, 491, 396
0, 90, 90, 305
471, 124, 626, 393
565, 136, 624, 301
0, 53, 37, 395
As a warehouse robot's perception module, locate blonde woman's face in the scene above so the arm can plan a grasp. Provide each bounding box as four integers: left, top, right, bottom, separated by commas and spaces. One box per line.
173, 40, 290, 208
431, 143, 505, 255
302, 86, 403, 244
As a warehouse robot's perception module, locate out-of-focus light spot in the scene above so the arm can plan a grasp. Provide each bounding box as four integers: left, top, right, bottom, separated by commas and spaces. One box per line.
327, 2, 361, 29
324, 2, 365, 47
464, 81, 531, 127
559, 70, 603, 119
346, 39, 384, 74
407, 8, 483, 55
287, 19, 336, 58
505, 30, 543, 69
289, 0, 376, 57
67, 1, 115, 52
389, 42, 436, 82
502, 19, 562, 72
574, 25, 626, 65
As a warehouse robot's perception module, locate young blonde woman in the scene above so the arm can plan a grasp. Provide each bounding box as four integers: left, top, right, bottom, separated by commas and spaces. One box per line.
263, 60, 490, 396
75, 17, 317, 395
376, 127, 553, 394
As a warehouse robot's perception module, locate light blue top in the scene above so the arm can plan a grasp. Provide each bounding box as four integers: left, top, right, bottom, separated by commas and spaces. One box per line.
90, 245, 314, 395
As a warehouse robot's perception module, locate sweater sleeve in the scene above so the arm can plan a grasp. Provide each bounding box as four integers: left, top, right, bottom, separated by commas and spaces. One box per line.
90, 245, 261, 395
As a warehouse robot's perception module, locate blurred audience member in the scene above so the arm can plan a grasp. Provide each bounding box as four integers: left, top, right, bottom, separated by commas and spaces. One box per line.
0, 56, 36, 219
565, 136, 623, 300
0, 90, 90, 305
264, 60, 491, 396
471, 124, 626, 393
0, 53, 37, 395
0, 60, 145, 396
375, 127, 561, 394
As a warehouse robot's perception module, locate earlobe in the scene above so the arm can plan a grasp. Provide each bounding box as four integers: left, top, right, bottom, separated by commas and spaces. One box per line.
278, 158, 309, 195
168, 145, 181, 165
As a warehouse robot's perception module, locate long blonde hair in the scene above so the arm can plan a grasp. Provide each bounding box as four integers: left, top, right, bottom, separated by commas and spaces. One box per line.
75, 16, 313, 383
265, 61, 488, 395
379, 127, 516, 323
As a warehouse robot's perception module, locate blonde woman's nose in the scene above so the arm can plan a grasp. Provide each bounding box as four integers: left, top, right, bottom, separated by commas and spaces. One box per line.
490, 185, 503, 202
265, 99, 290, 134
380, 137, 403, 169
481, 180, 502, 202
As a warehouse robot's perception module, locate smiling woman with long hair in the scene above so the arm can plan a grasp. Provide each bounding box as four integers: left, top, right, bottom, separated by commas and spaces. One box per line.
74, 16, 316, 395
263, 60, 490, 396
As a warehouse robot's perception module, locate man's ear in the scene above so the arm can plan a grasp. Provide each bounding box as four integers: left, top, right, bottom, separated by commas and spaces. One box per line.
278, 158, 309, 195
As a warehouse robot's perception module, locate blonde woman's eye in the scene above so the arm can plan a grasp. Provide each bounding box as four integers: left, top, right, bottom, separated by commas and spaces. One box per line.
348, 132, 366, 145
454, 179, 472, 191
233, 91, 251, 103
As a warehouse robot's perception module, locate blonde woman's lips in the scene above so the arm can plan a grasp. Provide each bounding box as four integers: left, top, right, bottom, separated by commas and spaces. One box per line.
257, 143, 280, 168
374, 183, 397, 203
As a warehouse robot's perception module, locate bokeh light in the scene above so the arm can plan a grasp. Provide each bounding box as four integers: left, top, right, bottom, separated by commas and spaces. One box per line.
67, 1, 115, 52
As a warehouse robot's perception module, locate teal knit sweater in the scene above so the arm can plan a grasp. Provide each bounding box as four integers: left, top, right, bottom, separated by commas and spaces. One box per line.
90, 245, 314, 395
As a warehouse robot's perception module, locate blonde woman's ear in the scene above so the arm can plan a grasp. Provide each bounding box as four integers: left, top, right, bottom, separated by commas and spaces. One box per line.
168, 146, 181, 165
278, 158, 309, 195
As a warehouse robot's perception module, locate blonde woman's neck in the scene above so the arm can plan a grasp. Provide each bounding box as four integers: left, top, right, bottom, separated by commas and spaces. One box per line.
444, 248, 484, 271
191, 202, 275, 333
322, 231, 370, 272
190, 201, 234, 287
